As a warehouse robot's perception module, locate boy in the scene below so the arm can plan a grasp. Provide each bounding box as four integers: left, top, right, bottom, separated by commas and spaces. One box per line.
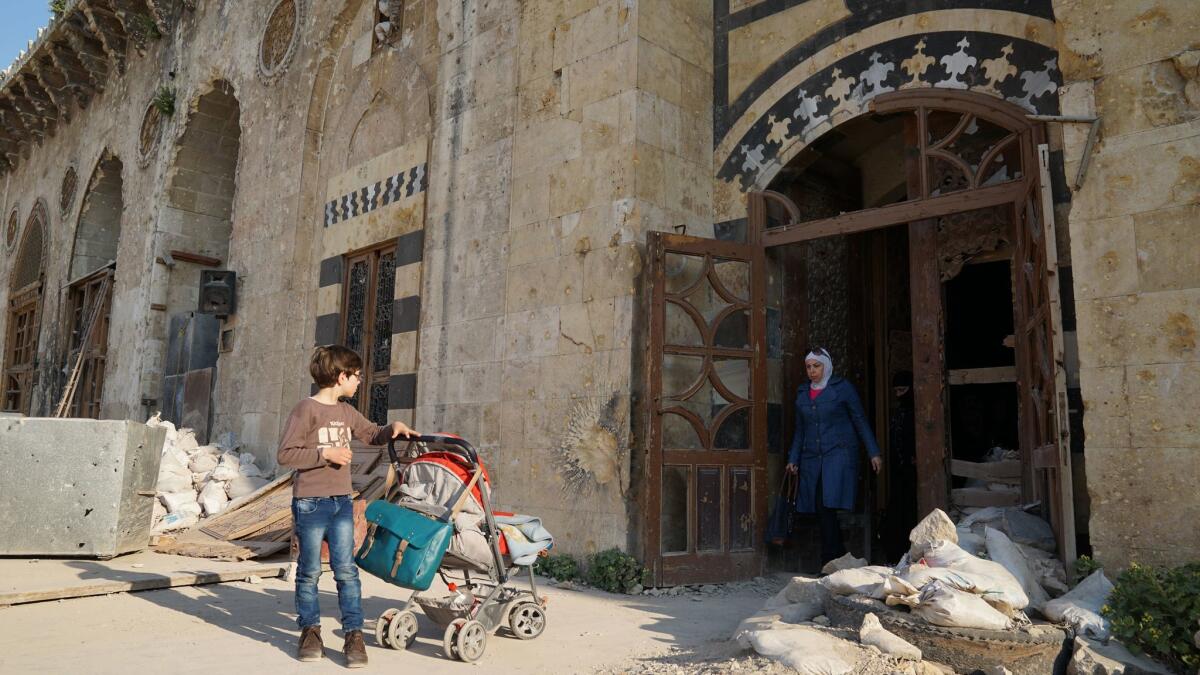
278, 345, 416, 667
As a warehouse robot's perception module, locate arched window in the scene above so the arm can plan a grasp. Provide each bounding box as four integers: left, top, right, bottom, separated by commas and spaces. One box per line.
4, 202, 48, 413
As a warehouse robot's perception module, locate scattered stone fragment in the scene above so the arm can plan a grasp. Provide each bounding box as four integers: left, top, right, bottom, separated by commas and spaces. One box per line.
1067, 636, 1173, 675
908, 508, 958, 561
858, 612, 921, 660
821, 552, 868, 575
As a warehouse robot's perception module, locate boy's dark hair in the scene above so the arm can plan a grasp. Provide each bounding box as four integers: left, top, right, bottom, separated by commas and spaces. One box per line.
310, 345, 362, 388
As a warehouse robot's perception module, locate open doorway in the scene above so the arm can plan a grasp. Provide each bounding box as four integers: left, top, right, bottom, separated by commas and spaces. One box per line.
755, 91, 1070, 571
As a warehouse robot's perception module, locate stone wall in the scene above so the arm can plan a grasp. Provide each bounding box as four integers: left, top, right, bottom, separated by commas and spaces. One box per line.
1053, 0, 1200, 568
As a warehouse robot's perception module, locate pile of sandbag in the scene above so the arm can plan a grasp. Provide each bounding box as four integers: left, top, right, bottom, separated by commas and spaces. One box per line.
147, 414, 270, 533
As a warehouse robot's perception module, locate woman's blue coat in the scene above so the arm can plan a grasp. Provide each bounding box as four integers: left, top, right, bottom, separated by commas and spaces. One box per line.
787, 377, 881, 513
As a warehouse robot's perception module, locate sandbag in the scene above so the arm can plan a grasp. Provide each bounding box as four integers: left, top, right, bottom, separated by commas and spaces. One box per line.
175, 429, 200, 454
741, 626, 856, 675
1003, 509, 1056, 552
766, 576, 831, 611
198, 480, 229, 516
909, 580, 1013, 631
226, 475, 269, 500
821, 566, 892, 596
160, 490, 200, 514
238, 462, 262, 477
210, 453, 241, 481
1044, 570, 1113, 639
923, 540, 1029, 611
189, 453, 218, 474
956, 528, 986, 556
985, 527, 1050, 611
155, 472, 193, 493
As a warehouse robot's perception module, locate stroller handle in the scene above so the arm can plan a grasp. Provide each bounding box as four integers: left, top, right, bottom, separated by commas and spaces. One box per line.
386, 432, 479, 466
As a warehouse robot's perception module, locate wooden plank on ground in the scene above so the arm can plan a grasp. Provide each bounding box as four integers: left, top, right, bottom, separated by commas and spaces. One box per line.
950, 459, 1022, 482
200, 488, 292, 540
0, 563, 286, 606
951, 487, 1022, 508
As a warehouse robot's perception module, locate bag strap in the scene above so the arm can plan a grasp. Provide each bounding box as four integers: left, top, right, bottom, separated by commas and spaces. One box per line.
448, 469, 483, 520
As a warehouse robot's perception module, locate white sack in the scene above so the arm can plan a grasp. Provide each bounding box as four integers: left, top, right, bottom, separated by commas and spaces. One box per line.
176, 429, 200, 454
215, 431, 240, 452
189, 453, 218, 474
741, 626, 855, 675
985, 527, 1050, 611
956, 528, 986, 556
923, 540, 1029, 611
1044, 570, 1113, 640
160, 490, 200, 514
238, 462, 262, 477
210, 453, 241, 481
766, 576, 831, 611
152, 511, 198, 533
226, 475, 269, 500
909, 509, 958, 561
821, 566, 892, 596
909, 580, 1013, 631
155, 472, 193, 493
1003, 509, 1057, 552
1019, 544, 1068, 595
859, 612, 922, 661
198, 480, 229, 516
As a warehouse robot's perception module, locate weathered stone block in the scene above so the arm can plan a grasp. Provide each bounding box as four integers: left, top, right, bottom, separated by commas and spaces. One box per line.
567, 39, 636, 110
1134, 203, 1200, 293
1127, 361, 1200, 448
1068, 215, 1139, 300
1078, 366, 1131, 448
571, 0, 620, 63
503, 306, 560, 359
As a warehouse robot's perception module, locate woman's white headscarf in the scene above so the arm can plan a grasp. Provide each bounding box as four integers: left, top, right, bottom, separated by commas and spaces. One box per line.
805, 348, 833, 391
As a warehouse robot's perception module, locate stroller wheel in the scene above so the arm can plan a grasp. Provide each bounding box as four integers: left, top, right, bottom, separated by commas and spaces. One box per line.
387, 611, 419, 650
455, 620, 488, 663
375, 608, 401, 647
442, 619, 466, 660
508, 602, 547, 640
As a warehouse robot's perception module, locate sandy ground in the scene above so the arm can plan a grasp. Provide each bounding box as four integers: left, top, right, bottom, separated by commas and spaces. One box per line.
0, 561, 784, 674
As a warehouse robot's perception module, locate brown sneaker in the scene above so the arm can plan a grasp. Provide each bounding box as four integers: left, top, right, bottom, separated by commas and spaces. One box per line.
298, 625, 324, 661
344, 629, 368, 669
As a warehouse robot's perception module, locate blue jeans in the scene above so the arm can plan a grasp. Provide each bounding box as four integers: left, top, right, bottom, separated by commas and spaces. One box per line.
293, 495, 362, 631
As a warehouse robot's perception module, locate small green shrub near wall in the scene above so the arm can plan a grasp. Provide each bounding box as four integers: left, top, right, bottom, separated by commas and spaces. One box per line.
1103, 562, 1200, 673
586, 548, 650, 594
534, 554, 580, 582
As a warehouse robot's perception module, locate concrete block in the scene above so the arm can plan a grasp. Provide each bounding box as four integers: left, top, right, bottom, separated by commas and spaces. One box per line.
0, 418, 166, 557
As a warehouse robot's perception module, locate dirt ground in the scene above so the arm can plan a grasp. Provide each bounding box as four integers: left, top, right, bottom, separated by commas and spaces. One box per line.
0, 563, 784, 674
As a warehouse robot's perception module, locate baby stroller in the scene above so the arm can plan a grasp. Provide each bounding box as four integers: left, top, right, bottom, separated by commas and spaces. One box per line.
370, 433, 552, 663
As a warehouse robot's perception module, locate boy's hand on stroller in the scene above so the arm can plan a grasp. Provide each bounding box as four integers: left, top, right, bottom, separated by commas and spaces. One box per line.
322, 446, 354, 466
785, 463, 798, 474
390, 421, 417, 438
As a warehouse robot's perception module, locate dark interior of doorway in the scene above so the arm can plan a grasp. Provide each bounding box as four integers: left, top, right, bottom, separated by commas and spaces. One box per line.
762, 112, 1028, 573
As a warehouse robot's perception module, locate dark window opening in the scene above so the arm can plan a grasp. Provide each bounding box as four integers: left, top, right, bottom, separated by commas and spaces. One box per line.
341, 241, 397, 425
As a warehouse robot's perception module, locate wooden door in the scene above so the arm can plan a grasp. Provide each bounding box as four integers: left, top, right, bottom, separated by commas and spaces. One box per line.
341, 241, 397, 425
1013, 146, 1075, 560
63, 267, 115, 418
3, 284, 41, 414
644, 231, 767, 585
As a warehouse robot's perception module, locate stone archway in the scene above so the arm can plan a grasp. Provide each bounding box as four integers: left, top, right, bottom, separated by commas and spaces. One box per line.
59, 151, 125, 418
153, 79, 243, 441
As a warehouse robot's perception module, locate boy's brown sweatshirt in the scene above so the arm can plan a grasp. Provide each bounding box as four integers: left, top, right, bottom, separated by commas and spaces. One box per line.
277, 398, 391, 497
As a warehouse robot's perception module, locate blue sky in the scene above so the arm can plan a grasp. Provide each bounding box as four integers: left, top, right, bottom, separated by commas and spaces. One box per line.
0, 4, 53, 71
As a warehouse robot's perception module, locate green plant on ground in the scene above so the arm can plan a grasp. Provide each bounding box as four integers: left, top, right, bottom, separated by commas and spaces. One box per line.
586, 548, 650, 595
533, 553, 580, 582
1074, 554, 1103, 581
152, 86, 175, 117
1102, 562, 1200, 673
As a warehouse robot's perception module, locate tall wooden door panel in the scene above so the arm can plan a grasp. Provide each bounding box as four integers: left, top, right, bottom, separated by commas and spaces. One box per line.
645, 232, 767, 586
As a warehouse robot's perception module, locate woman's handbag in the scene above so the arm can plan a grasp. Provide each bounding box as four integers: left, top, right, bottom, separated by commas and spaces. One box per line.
354, 469, 481, 591
765, 471, 798, 546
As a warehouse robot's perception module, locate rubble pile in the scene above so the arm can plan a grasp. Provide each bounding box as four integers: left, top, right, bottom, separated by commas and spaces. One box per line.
146, 414, 270, 533
732, 507, 1172, 674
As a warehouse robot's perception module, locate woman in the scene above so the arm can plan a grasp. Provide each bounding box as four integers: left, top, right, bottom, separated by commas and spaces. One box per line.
785, 347, 882, 565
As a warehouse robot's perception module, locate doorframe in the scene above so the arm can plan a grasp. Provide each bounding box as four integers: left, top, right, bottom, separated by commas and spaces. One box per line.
746, 89, 1074, 558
